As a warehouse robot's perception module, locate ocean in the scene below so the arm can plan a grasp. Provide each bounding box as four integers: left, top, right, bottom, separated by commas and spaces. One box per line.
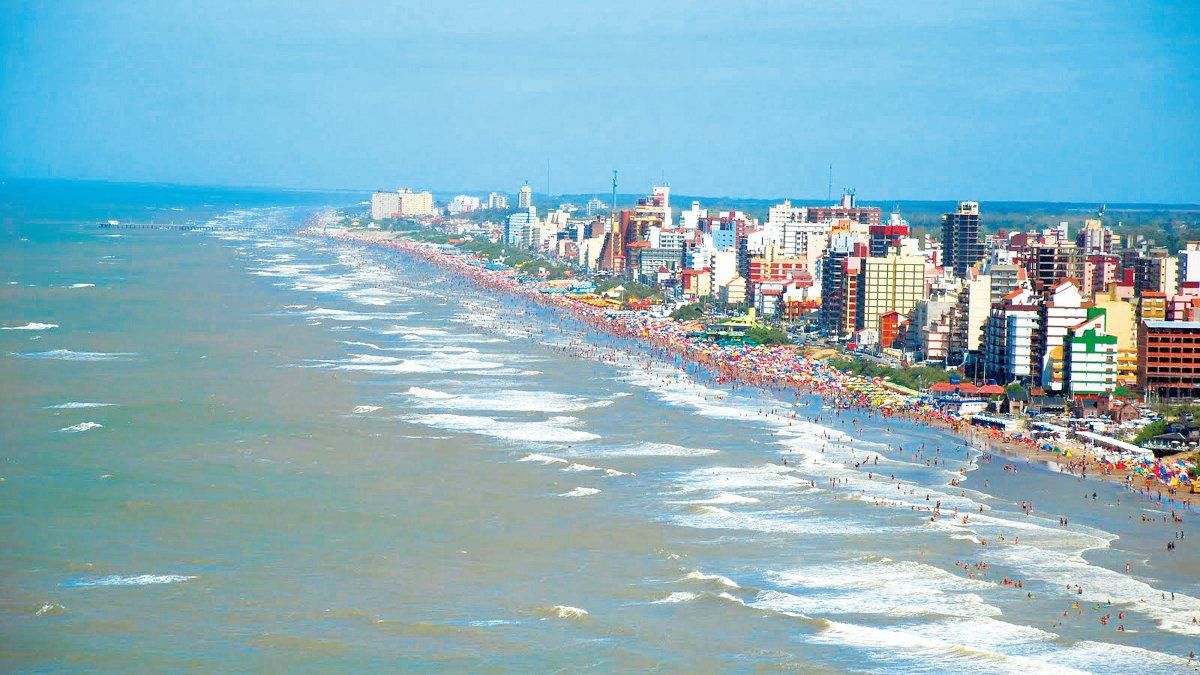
2, 183, 1198, 672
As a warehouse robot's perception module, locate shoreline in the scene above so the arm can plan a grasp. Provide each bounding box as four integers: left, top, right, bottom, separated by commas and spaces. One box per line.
309, 227, 1196, 510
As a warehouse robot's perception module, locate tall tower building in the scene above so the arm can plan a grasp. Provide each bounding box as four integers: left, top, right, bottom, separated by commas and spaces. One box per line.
518, 183, 533, 210
942, 201, 984, 278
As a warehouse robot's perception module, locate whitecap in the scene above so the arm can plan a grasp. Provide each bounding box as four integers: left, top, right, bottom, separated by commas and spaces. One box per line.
16, 349, 136, 361
1, 322, 58, 331
592, 442, 719, 458
404, 386, 455, 400
670, 492, 760, 505
809, 618, 1081, 674
64, 574, 195, 588
558, 487, 600, 497
682, 570, 740, 588
402, 388, 607, 413
539, 605, 589, 619
46, 402, 115, 409
352, 405, 382, 414
760, 559, 998, 619
518, 453, 569, 465
57, 422, 102, 433
652, 592, 701, 604
406, 414, 600, 443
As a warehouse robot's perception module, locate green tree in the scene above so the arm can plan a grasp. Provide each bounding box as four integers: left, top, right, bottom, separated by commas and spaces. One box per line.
1133, 419, 1168, 447
671, 302, 705, 321
1004, 383, 1028, 399
746, 325, 791, 346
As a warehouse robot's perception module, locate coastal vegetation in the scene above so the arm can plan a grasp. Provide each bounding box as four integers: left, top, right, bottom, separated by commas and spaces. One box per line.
1133, 420, 1169, 447
670, 302, 705, 321
745, 325, 791, 346
826, 355, 953, 392
594, 278, 662, 301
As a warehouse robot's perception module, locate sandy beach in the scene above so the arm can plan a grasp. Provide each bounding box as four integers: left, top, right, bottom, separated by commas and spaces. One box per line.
312, 226, 1198, 510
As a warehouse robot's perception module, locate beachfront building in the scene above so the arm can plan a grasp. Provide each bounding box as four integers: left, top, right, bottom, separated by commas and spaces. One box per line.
1093, 288, 1138, 387
506, 207, 538, 246
1138, 320, 1200, 401
1036, 280, 1090, 392
370, 188, 435, 220
396, 188, 434, 217
638, 246, 684, 279
720, 276, 747, 306
983, 288, 1041, 384
1064, 308, 1118, 396
818, 237, 868, 339
370, 191, 400, 221
912, 298, 955, 363
947, 269, 992, 365
711, 250, 740, 290
747, 247, 807, 303
680, 268, 712, 298
857, 244, 927, 337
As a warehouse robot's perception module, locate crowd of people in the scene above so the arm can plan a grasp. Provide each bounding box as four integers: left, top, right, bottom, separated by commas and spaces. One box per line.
318, 227, 1196, 508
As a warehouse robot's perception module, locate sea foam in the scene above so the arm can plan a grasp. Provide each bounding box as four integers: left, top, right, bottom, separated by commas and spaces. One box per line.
16, 349, 135, 361
64, 574, 195, 588
57, 422, 103, 433
1, 322, 58, 331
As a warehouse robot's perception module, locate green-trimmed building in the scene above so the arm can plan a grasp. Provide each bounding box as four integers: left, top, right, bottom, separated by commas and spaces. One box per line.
1064, 307, 1118, 396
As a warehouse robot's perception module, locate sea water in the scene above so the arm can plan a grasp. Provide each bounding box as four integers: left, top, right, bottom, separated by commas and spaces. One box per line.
2, 185, 1198, 672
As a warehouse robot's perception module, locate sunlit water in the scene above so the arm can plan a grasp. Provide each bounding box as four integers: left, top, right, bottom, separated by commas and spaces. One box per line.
2, 194, 1199, 672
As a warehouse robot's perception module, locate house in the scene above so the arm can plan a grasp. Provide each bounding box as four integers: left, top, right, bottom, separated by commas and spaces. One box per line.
1109, 401, 1141, 424
1029, 395, 1069, 415
1002, 387, 1029, 415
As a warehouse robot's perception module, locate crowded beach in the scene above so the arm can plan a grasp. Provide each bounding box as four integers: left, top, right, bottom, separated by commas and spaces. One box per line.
309, 226, 1198, 509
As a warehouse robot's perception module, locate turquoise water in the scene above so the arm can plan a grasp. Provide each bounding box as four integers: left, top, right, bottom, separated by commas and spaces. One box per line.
2, 186, 1199, 672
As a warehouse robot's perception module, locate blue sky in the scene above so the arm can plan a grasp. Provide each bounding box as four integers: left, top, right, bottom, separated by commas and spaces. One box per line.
2, 1, 1198, 202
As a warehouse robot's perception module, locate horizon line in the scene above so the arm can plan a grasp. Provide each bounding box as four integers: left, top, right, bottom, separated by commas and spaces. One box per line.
3, 175, 1198, 210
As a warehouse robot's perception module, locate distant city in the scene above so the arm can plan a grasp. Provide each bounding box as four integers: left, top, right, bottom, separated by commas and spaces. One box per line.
368, 181, 1200, 414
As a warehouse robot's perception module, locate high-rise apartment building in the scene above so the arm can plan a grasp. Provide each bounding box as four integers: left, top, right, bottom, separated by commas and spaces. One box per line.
869, 213, 911, 257
518, 183, 533, 210
370, 188, 435, 220
1064, 308, 1117, 396
488, 192, 510, 210
819, 237, 867, 338
1138, 320, 1200, 401
942, 201, 985, 277
1134, 249, 1179, 297
1036, 280, 1089, 392
983, 287, 1040, 384
857, 248, 927, 337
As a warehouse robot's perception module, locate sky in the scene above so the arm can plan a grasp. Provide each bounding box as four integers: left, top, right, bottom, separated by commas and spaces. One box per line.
2, 1, 1198, 203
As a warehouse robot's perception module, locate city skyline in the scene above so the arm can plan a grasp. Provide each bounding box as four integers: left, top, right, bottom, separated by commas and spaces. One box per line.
3, 2, 1198, 203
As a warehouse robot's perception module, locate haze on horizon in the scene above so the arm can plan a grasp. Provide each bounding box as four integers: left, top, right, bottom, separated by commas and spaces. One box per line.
2, 1, 1198, 204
